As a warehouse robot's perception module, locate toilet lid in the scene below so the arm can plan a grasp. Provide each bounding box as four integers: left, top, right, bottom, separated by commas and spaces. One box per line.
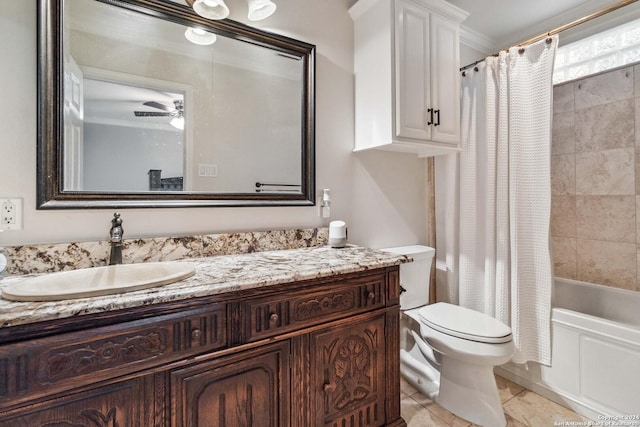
417, 303, 512, 344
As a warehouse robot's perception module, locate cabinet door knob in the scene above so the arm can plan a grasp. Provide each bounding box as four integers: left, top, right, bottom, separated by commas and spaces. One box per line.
323, 382, 335, 393
269, 313, 279, 323
434, 109, 440, 127
427, 108, 433, 126
191, 329, 201, 340
367, 292, 376, 301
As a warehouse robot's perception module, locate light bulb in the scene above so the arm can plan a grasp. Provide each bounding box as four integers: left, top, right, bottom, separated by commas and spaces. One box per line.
170, 116, 185, 130
192, 0, 229, 20
184, 28, 217, 45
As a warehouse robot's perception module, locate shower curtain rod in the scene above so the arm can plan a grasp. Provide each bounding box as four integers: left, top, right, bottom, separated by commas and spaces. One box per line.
459, 0, 638, 71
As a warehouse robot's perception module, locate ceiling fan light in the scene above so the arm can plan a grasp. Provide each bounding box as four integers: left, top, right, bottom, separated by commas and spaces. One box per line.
184, 28, 217, 45
170, 116, 185, 130
192, 0, 229, 20
247, 0, 276, 21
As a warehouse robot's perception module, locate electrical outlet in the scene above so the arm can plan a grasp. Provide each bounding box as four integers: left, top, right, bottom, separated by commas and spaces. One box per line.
0, 198, 23, 231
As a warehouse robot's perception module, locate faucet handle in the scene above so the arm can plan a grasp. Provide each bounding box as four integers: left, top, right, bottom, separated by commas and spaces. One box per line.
110, 212, 124, 241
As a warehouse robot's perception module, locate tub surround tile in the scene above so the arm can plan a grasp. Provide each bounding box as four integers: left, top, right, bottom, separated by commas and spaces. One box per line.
551, 66, 640, 293
551, 154, 576, 196
575, 99, 634, 153
552, 237, 577, 280
574, 66, 633, 110
552, 111, 575, 155
553, 82, 575, 113
0, 245, 407, 329
576, 239, 637, 289
575, 148, 635, 195
635, 64, 640, 98
551, 196, 576, 238
1, 227, 329, 275
576, 195, 636, 242
636, 98, 640, 147
636, 246, 640, 291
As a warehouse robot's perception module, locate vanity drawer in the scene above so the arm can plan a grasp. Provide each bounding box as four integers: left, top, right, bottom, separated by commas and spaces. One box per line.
245, 274, 385, 342
0, 304, 226, 405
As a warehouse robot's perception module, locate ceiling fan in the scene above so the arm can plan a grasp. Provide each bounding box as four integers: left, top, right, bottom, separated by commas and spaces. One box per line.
134, 99, 184, 130
134, 99, 183, 118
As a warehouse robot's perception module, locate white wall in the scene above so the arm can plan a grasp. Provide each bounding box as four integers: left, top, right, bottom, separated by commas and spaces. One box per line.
0, 0, 427, 249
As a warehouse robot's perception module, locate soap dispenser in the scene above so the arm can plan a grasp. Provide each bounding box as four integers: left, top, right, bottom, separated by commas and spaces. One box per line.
320, 189, 331, 218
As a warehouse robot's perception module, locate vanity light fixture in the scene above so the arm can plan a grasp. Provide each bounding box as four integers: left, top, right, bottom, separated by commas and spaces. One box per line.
186, 0, 276, 21
247, 0, 277, 21
188, 0, 230, 20
184, 28, 217, 45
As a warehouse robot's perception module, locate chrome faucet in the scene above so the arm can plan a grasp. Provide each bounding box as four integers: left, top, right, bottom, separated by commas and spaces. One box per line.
109, 212, 124, 265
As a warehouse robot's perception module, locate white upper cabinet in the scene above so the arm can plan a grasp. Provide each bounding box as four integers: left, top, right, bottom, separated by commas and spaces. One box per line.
350, 0, 468, 156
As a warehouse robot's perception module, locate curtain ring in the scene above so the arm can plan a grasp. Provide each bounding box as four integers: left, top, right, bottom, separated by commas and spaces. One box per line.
518, 47, 525, 55
474, 66, 479, 72
546, 37, 553, 44
462, 71, 466, 77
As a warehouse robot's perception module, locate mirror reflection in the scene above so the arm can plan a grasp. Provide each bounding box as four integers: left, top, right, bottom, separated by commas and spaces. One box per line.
38, 0, 315, 208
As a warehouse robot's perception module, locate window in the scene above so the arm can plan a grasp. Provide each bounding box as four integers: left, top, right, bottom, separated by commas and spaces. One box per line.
553, 18, 640, 84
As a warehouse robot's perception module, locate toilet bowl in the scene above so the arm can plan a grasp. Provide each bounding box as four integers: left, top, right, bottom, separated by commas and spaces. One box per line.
381, 245, 514, 427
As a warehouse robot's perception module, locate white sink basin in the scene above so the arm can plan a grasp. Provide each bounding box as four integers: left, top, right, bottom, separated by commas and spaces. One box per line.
1, 262, 196, 302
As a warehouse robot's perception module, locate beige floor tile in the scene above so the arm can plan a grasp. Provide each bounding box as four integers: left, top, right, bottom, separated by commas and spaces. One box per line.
503, 390, 591, 426
495, 375, 525, 403
400, 374, 585, 427
400, 376, 419, 396
401, 396, 466, 427
470, 413, 529, 427
409, 392, 471, 426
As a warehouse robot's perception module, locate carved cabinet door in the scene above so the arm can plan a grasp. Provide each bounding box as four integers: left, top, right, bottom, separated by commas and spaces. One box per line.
171, 341, 290, 427
310, 313, 387, 427
0, 378, 147, 427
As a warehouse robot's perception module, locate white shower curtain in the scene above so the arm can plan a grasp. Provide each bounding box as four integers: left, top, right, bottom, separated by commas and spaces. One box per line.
448, 36, 557, 365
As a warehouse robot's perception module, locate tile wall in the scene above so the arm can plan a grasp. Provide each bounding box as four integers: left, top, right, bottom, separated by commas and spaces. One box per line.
551, 64, 640, 291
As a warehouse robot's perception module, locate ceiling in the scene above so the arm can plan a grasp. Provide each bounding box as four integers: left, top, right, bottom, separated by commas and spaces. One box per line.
439, 0, 640, 53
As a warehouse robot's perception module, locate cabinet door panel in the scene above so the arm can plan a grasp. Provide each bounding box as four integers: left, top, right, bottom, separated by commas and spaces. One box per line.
0, 378, 145, 427
430, 13, 461, 144
171, 341, 290, 427
311, 314, 387, 427
395, 0, 431, 141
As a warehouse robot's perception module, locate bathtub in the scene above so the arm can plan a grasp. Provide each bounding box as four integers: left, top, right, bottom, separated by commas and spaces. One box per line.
495, 277, 640, 419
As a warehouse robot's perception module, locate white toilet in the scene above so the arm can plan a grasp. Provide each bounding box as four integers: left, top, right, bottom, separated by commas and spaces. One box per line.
382, 245, 514, 427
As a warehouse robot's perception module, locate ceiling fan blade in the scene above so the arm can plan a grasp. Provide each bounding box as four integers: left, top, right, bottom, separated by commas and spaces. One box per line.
134, 111, 171, 117
142, 101, 172, 111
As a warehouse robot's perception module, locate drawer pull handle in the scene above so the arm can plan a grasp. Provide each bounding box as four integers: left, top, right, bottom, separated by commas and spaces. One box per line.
367, 292, 376, 301
191, 329, 201, 340
269, 313, 279, 323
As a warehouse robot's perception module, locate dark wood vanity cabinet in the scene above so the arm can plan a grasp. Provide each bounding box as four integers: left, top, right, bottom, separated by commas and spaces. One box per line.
0, 267, 405, 427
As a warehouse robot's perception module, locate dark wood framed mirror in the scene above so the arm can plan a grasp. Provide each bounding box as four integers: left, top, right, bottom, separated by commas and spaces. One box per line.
38, 0, 315, 208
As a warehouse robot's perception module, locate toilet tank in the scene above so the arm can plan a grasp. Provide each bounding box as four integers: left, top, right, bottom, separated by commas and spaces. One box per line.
381, 245, 435, 310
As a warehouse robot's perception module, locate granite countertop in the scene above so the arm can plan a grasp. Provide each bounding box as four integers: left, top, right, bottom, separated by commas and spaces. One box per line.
0, 245, 409, 329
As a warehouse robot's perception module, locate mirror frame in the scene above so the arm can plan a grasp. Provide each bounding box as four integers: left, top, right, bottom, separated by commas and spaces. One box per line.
37, 0, 316, 209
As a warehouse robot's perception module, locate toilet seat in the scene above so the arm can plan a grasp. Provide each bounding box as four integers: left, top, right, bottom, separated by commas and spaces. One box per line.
417, 303, 512, 344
